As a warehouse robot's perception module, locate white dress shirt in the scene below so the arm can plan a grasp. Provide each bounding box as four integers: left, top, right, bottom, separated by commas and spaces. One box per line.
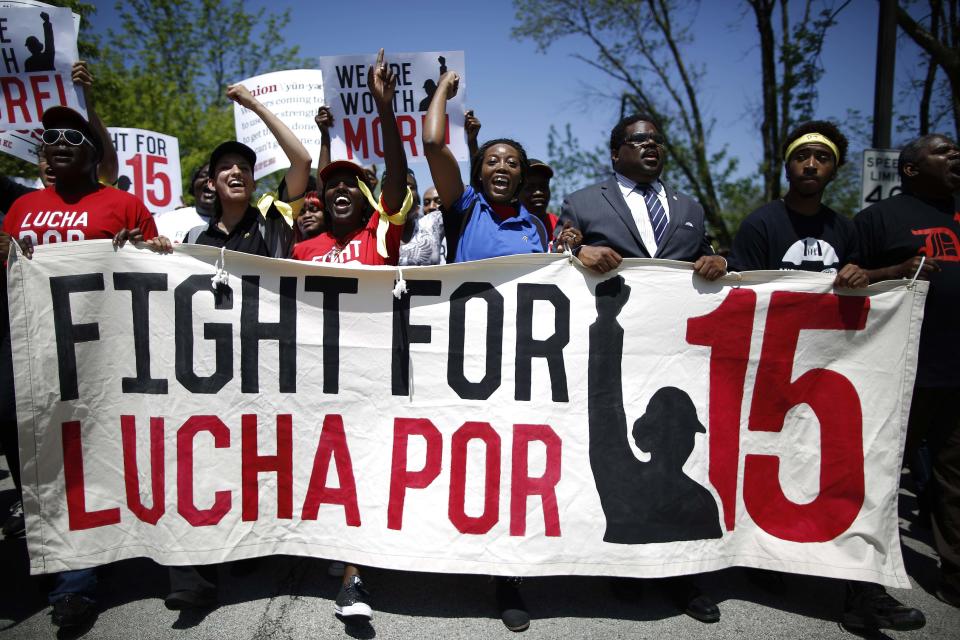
614, 172, 670, 256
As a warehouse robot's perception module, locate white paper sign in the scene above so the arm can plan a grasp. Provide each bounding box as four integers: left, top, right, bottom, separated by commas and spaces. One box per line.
318, 50, 467, 165
8, 245, 924, 589
0, 1, 84, 161
108, 127, 182, 213
232, 69, 324, 180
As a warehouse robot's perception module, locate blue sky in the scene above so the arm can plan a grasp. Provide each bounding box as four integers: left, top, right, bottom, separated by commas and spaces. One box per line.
88, 0, 930, 186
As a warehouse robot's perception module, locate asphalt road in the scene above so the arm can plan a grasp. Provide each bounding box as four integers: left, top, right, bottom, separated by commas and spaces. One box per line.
1, 459, 957, 640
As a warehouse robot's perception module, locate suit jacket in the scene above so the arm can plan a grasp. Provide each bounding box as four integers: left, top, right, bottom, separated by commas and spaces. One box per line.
560, 176, 715, 261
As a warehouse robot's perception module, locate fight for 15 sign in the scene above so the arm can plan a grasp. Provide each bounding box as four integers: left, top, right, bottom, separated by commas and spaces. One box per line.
108, 127, 182, 214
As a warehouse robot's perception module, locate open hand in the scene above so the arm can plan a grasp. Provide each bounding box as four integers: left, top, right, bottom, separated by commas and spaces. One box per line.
113, 227, 144, 249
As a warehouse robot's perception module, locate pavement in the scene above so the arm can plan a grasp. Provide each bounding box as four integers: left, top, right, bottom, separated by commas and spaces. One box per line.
0, 458, 957, 640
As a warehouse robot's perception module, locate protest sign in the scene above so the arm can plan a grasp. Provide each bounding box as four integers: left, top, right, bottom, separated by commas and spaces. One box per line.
0, 1, 84, 162
318, 51, 467, 165
232, 69, 324, 180
9, 245, 923, 588
108, 127, 182, 213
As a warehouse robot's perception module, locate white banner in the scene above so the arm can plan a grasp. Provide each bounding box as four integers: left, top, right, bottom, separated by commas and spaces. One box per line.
8, 244, 925, 588
318, 51, 467, 165
232, 69, 324, 180
108, 127, 182, 213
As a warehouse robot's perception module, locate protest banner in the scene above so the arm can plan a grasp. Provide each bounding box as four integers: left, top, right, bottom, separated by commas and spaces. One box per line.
318, 51, 467, 165
108, 127, 182, 213
0, 1, 84, 162
8, 244, 924, 588
232, 69, 324, 180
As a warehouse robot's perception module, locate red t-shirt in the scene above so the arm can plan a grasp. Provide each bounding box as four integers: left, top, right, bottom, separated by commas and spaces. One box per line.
292, 208, 404, 265
3, 185, 158, 245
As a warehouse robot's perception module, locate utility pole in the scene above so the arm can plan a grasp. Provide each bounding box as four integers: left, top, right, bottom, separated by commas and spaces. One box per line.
872, 0, 897, 148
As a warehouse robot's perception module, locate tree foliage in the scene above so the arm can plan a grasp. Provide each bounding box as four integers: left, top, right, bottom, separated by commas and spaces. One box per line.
514, 0, 737, 247
896, 0, 959, 140
94, 0, 306, 200
747, 0, 851, 202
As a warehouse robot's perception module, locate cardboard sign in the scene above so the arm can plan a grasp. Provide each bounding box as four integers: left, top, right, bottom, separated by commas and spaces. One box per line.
232, 69, 325, 180
318, 51, 467, 164
0, 1, 83, 161
107, 127, 182, 213
8, 245, 923, 589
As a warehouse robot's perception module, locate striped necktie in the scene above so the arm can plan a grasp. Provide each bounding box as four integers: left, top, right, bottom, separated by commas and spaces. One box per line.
640, 183, 667, 246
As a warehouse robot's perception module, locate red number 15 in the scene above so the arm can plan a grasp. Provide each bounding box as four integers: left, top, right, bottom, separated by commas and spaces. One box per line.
686, 290, 870, 543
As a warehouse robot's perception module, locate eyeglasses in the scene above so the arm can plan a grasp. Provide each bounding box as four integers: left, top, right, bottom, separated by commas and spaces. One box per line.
621, 132, 666, 148
41, 128, 95, 148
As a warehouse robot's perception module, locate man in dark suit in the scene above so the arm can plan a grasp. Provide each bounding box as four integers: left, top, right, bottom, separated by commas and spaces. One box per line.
560, 113, 725, 279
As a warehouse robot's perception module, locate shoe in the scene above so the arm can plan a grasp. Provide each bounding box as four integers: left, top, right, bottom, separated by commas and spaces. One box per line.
164, 588, 217, 610
51, 594, 95, 628
334, 575, 372, 619
668, 578, 720, 623
496, 576, 530, 632
328, 561, 346, 577
843, 582, 925, 631
2, 500, 24, 539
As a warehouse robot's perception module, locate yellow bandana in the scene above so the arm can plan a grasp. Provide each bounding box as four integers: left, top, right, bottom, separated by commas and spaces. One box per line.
356, 179, 413, 259
256, 192, 305, 228
784, 133, 839, 164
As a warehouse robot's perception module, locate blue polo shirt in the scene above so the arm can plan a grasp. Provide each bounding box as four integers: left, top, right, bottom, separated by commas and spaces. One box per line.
452, 185, 547, 263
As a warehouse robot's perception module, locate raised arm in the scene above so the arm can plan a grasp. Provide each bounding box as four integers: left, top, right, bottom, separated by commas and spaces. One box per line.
422, 72, 464, 208
314, 105, 333, 187
464, 109, 481, 163
227, 84, 312, 199
73, 62, 118, 185
368, 49, 408, 212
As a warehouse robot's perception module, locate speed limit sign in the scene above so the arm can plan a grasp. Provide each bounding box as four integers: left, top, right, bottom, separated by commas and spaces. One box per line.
108, 127, 183, 213
860, 149, 901, 211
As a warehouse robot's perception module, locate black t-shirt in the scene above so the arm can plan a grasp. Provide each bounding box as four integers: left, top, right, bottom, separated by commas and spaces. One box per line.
728, 200, 859, 272
856, 192, 960, 388
194, 207, 271, 257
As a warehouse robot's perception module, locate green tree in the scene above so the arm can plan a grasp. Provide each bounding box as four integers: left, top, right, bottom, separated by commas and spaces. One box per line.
514, 0, 737, 247
746, 0, 852, 202
95, 0, 306, 200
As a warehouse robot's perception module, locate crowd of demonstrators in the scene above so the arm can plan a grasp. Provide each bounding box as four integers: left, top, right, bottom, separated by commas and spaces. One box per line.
0, 42, 958, 640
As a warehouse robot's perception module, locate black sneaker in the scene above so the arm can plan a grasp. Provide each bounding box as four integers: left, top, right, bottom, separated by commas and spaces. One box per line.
2, 500, 24, 539
51, 594, 96, 628
842, 582, 925, 631
334, 575, 372, 619
496, 576, 530, 632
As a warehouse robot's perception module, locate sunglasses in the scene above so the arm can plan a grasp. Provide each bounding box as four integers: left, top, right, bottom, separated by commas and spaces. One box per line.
622, 132, 666, 148
41, 128, 95, 148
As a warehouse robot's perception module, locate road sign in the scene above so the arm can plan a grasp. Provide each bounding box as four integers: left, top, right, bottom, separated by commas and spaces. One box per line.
860, 148, 901, 210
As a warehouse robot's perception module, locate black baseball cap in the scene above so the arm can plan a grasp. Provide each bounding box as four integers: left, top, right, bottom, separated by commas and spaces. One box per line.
41, 106, 104, 161
208, 141, 256, 175
528, 158, 554, 178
